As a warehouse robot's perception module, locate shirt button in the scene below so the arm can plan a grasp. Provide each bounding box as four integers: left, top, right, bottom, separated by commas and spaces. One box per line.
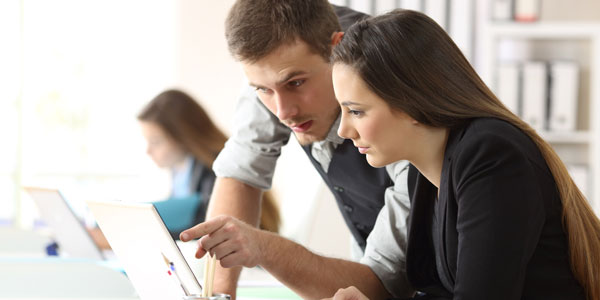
333, 186, 344, 192
343, 205, 353, 213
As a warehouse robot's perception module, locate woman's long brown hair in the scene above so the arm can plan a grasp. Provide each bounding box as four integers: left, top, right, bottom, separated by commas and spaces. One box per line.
138, 89, 280, 232
332, 10, 600, 299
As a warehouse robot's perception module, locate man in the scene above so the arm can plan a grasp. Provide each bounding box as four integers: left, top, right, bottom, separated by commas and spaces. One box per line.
180, 1, 412, 299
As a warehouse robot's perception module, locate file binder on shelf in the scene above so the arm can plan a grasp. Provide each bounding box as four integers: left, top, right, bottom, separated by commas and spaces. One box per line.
521, 61, 548, 132
491, 0, 514, 21
349, 0, 373, 14
449, 0, 474, 61
329, 0, 349, 7
402, 0, 423, 13
375, 0, 398, 15
514, 0, 540, 22
549, 61, 579, 132
568, 165, 589, 199
424, 0, 448, 29
496, 62, 521, 116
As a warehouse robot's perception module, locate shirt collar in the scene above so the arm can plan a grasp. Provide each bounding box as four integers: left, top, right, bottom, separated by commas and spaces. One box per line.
322, 113, 345, 146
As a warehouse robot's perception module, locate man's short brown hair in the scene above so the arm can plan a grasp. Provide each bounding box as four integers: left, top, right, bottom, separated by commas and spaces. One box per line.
225, 0, 341, 63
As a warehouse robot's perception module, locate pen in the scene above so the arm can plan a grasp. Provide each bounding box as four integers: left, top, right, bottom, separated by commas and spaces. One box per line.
161, 252, 190, 296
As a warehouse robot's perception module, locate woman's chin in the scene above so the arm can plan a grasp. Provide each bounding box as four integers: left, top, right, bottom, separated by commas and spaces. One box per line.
366, 155, 386, 168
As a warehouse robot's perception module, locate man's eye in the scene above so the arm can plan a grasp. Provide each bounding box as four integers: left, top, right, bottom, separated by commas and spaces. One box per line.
149, 139, 162, 146
287, 80, 305, 87
255, 87, 270, 94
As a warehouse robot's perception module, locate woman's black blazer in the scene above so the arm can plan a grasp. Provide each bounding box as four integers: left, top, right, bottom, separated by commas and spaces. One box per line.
404, 118, 585, 300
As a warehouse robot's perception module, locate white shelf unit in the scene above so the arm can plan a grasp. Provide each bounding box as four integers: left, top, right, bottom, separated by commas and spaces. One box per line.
479, 20, 600, 213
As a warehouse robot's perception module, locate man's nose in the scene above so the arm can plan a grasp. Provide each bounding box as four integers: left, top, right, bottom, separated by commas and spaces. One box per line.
274, 93, 299, 121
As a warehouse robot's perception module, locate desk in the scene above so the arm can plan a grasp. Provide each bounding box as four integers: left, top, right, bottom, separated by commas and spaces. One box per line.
237, 267, 301, 299
0, 257, 136, 299
0, 258, 299, 300
0, 227, 51, 258
0, 230, 300, 300
238, 287, 300, 299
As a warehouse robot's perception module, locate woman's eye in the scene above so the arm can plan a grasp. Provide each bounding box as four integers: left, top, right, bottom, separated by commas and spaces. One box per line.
348, 109, 363, 116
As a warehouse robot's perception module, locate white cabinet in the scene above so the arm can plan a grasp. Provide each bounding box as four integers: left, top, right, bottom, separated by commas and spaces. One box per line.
477, 4, 600, 213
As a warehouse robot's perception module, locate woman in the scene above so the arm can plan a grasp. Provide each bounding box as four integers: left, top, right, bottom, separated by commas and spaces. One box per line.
89, 90, 281, 247
138, 89, 281, 237
327, 9, 600, 300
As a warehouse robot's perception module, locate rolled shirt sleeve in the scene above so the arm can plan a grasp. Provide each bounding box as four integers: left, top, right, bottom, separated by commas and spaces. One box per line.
213, 85, 292, 189
360, 160, 413, 298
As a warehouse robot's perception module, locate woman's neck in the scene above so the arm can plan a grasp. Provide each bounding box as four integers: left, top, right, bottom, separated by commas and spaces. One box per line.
172, 154, 191, 173
410, 127, 449, 189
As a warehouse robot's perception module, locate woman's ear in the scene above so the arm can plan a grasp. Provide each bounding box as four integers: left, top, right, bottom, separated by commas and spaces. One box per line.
399, 111, 419, 125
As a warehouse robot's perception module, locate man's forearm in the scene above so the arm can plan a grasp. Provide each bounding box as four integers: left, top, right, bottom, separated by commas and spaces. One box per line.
257, 231, 390, 300
207, 177, 263, 298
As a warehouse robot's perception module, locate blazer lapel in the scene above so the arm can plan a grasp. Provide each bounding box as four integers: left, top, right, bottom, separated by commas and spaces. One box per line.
406, 165, 443, 291
436, 124, 468, 288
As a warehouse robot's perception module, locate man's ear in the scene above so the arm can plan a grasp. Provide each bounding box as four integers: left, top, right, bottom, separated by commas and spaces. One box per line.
331, 31, 344, 46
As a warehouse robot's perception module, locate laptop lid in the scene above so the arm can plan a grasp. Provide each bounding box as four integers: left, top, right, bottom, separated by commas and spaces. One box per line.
86, 200, 203, 300
23, 187, 104, 260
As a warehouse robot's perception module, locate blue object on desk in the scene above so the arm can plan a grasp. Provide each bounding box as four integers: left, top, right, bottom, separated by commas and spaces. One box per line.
45, 241, 59, 256
152, 193, 201, 234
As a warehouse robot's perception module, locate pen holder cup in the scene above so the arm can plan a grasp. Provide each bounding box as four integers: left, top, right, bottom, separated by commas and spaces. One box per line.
183, 293, 231, 300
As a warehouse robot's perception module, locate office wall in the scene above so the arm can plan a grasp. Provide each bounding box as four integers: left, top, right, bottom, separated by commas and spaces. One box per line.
175, 0, 242, 135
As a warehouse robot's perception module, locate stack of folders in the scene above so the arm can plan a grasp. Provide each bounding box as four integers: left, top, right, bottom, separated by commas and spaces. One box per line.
492, 0, 541, 22
568, 165, 590, 200
345, 0, 426, 15
495, 60, 580, 133
346, 0, 475, 62
496, 61, 588, 198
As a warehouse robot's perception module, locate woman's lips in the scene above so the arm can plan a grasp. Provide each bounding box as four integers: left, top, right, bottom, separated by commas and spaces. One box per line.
357, 147, 369, 154
291, 120, 313, 133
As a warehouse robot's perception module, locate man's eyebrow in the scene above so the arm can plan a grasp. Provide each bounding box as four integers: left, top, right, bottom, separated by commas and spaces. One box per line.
276, 71, 308, 86
248, 71, 308, 89
248, 82, 263, 89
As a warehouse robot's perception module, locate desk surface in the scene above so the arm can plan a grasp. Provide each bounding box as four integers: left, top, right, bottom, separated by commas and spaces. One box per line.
0, 228, 301, 300
237, 267, 301, 299
0, 258, 300, 300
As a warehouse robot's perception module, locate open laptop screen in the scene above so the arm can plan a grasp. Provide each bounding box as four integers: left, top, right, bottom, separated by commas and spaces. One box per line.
87, 200, 202, 300
23, 187, 104, 260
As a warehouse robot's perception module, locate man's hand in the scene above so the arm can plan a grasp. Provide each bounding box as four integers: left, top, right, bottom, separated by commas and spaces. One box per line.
180, 215, 265, 268
322, 286, 370, 300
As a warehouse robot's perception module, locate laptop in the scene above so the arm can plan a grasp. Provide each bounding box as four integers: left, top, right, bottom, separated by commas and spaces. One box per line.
23, 187, 105, 260
86, 200, 203, 300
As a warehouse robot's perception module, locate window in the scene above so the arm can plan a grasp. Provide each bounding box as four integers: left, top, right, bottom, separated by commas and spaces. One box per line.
1, 0, 180, 226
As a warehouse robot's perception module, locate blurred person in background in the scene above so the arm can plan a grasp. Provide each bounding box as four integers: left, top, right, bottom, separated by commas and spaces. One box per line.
90, 89, 280, 248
